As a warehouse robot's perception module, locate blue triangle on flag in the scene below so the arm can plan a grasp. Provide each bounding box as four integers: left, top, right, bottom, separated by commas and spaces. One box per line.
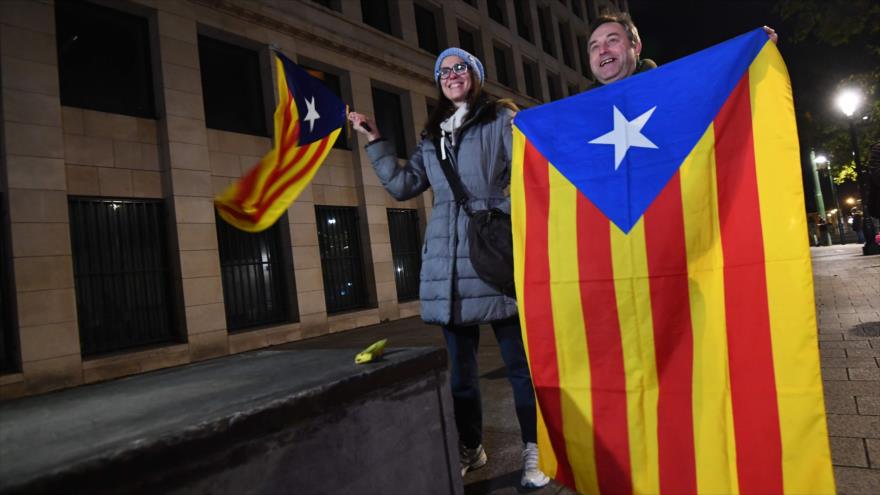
276, 52, 347, 146
514, 28, 770, 233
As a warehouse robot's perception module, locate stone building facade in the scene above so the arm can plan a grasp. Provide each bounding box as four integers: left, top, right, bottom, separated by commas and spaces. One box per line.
0, 0, 628, 399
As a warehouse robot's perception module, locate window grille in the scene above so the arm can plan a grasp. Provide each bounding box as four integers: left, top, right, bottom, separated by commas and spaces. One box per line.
315, 206, 368, 313
0, 194, 17, 372
216, 213, 295, 331
387, 209, 422, 301
68, 198, 177, 356
55, 0, 155, 118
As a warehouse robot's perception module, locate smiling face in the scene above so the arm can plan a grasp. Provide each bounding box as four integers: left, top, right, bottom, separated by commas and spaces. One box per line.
439, 55, 472, 106
588, 21, 642, 85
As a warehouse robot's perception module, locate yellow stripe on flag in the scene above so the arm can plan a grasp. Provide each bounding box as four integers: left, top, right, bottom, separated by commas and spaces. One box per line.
609, 219, 660, 494
749, 43, 836, 495
680, 124, 740, 494
547, 165, 599, 495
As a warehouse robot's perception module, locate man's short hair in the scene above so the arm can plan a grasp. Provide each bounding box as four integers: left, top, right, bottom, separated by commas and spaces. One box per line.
589, 12, 641, 46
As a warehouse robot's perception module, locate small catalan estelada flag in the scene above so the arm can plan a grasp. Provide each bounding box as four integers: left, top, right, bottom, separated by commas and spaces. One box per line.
511, 28, 835, 494
215, 51, 346, 232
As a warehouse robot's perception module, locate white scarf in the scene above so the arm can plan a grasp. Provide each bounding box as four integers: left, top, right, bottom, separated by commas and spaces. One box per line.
439, 104, 469, 159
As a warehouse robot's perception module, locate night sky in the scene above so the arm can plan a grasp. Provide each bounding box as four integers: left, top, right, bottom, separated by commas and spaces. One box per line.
626, 0, 873, 211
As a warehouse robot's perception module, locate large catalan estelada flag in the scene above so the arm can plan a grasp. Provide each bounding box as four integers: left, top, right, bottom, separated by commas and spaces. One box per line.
511, 28, 835, 494
215, 51, 347, 232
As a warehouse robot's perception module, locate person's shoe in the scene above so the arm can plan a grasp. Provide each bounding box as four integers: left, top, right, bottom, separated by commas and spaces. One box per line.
521, 442, 550, 488
459, 443, 487, 476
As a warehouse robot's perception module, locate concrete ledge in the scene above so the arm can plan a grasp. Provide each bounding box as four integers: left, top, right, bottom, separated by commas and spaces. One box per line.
0, 347, 462, 494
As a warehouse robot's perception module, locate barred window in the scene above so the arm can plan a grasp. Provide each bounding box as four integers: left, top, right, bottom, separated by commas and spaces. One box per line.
0, 194, 18, 372
68, 198, 177, 356
387, 209, 422, 301
316, 206, 369, 313
216, 213, 296, 331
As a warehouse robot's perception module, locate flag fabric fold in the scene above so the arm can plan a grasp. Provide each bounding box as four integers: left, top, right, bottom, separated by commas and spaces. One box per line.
511, 28, 835, 494
215, 51, 346, 232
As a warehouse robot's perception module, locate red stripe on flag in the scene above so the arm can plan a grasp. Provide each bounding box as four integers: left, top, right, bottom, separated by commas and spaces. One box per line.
249, 136, 331, 222
576, 194, 632, 494
715, 74, 783, 494
644, 172, 698, 494
522, 141, 575, 487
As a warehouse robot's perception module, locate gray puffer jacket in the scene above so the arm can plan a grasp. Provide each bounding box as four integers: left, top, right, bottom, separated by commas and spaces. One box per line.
365, 98, 517, 326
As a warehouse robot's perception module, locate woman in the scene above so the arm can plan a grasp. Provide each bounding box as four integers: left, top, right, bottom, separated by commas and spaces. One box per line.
348, 48, 549, 489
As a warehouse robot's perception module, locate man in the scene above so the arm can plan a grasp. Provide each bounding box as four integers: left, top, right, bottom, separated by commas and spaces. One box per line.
586, 12, 777, 87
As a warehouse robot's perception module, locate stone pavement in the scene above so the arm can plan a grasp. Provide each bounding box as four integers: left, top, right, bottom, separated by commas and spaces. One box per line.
813, 244, 880, 494
279, 244, 879, 494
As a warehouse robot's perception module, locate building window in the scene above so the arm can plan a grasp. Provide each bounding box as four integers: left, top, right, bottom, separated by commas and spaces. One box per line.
372, 86, 409, 159
458, 24, 482, 60
198, 35, 267, 137
302, 64, 350, 149
559, 22, 574, 68
572, 0, 584, 19
311, 0, 341, 12
568, 83, 580, 97
547, 72, 562, 101
387, 209, 422, 301
414, 2, 441, 54
362, 0, 397, 37
487, 0, 507, 26
537, 6, 556, 57
0, 194, 17, 373
315, 206, 369, 313
461, 0, 477, 7
522, 59, 540, 99
55, 0, 155, 118
513, 0, 533, 43
493, 44, 514, 88
215, 212, 296, 332
577, 35, 591, 78
68, 198, 177, 356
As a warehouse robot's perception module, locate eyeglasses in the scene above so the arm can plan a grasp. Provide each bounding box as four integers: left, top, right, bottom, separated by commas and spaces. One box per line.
436, 63, 469, 80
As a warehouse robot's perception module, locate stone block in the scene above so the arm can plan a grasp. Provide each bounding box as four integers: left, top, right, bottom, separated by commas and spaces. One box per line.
8, 188, 68, 223
11, 223, 70, 258
157, 10, 197, 43
132, 170, 163, 198
170, 168, 212, 197
372, 242, 392, 263
159, 35, 199, 69
1, 56, 58, 95
6, 121, 63, 158
22, 354, 83, 395
61, 106, 83, 134
294, 267, 323, 293
113, 140, 142, 168
822, 357, 878, 368
16, 287, 76, 328
833, 466, 880, 495
824, 381, 880, 397
174, 196, 215, 224
162, 63, 202, 94
179, 249, 220, 279
63, 134, 114, 167
184, 302, 227, 335
177, 223, 219, 251
0, 24, 56, 64
291, 223, 319, 247
209, 151, 242, 177
82, 110, 138, 140
0, 0, 54, 34
18, 321, 81, 363
14, 255, 74, 292
867, 439, 880, 468
3, 89, 61, 126
188, 329, 228, 362
827, 414, 880, 439
182, 276, 223, 307
848, 367, 880, 380
82, 359, 142, 385
169, 141, 210, 170
211, 176, 233, 196
847, 347, 880, 358
296, 289, 326, 316
292, 246, 320, 270
139, 143, 162, 170
166, 115, 207, 145
98, 168, 133, 197
829, 436, 869, 467
66, 165, 100, 195
137, 118, 159, 144
164, 88, 205, 120
856, 396, 880, 416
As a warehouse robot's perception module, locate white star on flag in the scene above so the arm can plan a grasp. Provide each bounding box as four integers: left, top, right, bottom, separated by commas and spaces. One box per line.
304, 96, 321, 132
589, 105, 658, 170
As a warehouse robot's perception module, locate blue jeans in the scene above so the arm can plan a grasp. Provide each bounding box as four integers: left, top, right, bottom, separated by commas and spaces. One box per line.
442, 316, 537, 448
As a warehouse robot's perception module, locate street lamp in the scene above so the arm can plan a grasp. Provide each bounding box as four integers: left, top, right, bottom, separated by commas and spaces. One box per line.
809, 151, 832, 246
835, 88, 879, 255
815, 154, 847, 244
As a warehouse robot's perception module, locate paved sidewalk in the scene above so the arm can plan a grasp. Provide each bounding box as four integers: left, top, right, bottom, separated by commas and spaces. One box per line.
813, 245, 880, 494
280, 244, 879, 494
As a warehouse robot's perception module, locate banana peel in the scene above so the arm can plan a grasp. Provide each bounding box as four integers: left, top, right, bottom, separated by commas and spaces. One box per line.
355, 339, 387, 364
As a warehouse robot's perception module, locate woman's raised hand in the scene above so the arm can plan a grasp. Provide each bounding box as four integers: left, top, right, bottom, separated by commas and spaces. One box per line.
348, 112, 381, 141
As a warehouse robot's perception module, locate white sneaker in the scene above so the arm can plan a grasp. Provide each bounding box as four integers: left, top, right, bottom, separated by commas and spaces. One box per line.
521, 442, 550, 488
460, 443, 488, 477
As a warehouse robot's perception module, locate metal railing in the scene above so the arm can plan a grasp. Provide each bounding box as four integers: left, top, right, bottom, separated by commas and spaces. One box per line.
215, 212, 293, 331
68, 197, 177, 356
315, 206, 368, 313
387, 209, 421, 301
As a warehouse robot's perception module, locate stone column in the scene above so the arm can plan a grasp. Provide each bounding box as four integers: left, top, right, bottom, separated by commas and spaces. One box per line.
0, 0, 82, 396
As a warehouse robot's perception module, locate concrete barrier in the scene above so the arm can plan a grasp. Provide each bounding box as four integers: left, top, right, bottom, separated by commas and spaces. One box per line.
0, 347, 462, 495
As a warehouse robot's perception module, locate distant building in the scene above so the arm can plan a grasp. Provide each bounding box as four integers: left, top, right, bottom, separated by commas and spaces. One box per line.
0, 0, 628, 398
